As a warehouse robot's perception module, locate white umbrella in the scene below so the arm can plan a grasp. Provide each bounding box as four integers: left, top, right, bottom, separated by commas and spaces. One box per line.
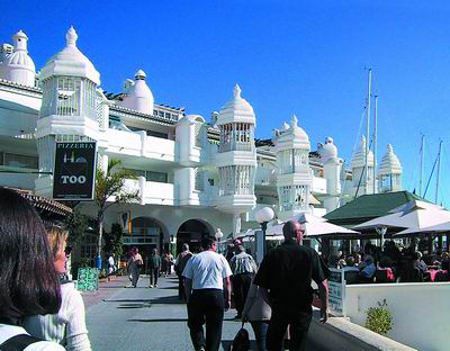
266, 213, 359, 237
354, 200, 450, 235
415, 221, 450, 233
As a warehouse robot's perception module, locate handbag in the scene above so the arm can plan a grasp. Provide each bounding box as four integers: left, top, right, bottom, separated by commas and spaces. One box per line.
229, 322, 250, 351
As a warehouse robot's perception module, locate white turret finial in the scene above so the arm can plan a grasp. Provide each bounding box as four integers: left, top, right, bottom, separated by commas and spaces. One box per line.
387, 144, 393, 153
66, 26, 78, 47
283, 122, 290, 130
234, 84, 242, 98
291, 114, 298, 127
13, 30, 28, 52
325, 136, 333, 144
135, 69, 146, 80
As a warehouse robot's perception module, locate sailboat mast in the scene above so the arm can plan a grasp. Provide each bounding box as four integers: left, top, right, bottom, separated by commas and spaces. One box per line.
365, 69, 372, 194
373, 95, 378, 194
435, 140, 443, 204
419, 135, 425, 197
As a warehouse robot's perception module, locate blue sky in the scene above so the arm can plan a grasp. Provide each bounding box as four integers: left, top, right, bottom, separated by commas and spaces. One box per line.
2, 1, 449, 206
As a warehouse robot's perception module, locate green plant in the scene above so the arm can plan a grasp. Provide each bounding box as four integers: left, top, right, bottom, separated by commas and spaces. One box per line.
365, 299, 394, 336
103, 223, 124, 258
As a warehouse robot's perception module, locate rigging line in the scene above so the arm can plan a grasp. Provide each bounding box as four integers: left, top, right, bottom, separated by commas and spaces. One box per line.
423, 150, 439, 198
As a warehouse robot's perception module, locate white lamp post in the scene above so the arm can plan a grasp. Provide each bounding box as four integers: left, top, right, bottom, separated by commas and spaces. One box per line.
255, 207, 275, 262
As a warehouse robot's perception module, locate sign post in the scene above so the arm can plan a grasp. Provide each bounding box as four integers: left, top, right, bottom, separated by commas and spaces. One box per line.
53, 142, 97, 200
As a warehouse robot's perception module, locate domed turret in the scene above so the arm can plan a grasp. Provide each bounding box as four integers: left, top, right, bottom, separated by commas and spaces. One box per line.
40, 26, 100, 85
319, 137, 338, 162
0, 30, 36, 86
119, 69, 154, 115
216, 84, 255, 126
351, 136, 374, 169
378, 144, 402, 192
351, 136, 375, 196
274, 114, 312, 219
275, 114, 310, 151
379, 144, 402, 176
216, 84, 257, 236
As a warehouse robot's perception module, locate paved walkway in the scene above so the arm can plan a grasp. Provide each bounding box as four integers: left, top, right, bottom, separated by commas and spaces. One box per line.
84, 275, 323, 350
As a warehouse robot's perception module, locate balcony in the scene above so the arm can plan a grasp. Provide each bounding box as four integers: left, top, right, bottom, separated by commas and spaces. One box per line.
105, 129, 175, 163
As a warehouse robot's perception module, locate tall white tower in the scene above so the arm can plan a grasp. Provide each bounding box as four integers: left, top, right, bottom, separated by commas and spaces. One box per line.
378, 144, 402, 193
216, 84, 257, 235
320, 137, 343, 212
274, 115, 312, 220
351, 136, 375, 197
35, 27, 101, 196
0, 30, 36, 86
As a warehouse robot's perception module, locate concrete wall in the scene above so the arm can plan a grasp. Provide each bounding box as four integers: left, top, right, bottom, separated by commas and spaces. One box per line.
345, 283, 450, 351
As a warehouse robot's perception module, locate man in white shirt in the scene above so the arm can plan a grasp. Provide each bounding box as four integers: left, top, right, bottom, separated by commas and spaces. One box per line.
182, 237, 232, 351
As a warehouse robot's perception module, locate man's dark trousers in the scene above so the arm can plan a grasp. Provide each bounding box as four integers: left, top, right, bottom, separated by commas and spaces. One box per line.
266, 306, 312, 351
233, 272, 253, 317
149, 267, 159, 286
187, 289, 224, 351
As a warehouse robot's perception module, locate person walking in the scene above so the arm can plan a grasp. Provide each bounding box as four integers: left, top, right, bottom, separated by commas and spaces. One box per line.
254, 220, 329, 351
127, 247, 143, 288
175, 243, 193, 300
24, 226, 91, 351
230, 244, 257, 319
182, 237, 232, 351
241, 280, 271, 351
148, 248, 162, 288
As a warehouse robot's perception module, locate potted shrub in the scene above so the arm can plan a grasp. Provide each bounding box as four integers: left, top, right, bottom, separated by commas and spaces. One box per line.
365, 299, 394, 336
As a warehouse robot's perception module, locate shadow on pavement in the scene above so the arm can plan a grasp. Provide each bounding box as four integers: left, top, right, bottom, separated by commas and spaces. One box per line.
128, 318, 188, 322
117, 302, 151, 309
104, 298, 152, 303
150, 296, 186, 305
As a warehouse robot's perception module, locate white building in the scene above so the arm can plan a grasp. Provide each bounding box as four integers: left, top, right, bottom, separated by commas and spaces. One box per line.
0, 28, 403, 259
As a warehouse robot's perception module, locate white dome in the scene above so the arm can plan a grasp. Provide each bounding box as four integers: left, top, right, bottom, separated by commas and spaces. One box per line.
0, 30, 36, 86
351, 136, 374, 169
379, 144, 402, 176
275, 114, 310, 151
216, 84, 256, 126
119, 69, 154, 115
319, 136, 338, 161
40, 27, 100, 85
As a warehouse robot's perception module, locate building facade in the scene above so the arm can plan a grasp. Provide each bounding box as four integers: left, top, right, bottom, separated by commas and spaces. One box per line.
0, 28, 403, 259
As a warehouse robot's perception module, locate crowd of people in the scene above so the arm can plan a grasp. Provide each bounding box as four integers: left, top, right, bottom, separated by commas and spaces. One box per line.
326, 240, 450, 283
179, 220, 329, 351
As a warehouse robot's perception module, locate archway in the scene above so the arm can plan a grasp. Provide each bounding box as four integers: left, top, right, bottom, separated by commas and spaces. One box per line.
123, 217, 167, 259
176, 219, 213, 254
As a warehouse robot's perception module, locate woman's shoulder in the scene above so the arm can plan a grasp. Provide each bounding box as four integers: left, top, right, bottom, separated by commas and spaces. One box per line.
25, 341, 66, 351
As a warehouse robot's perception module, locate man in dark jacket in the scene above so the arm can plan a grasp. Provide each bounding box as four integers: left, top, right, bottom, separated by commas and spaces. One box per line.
254, 220, 329, 351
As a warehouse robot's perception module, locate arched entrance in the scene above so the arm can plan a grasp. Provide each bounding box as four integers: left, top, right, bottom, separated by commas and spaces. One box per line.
123, 217, 166, 258
176, 219, 213, 253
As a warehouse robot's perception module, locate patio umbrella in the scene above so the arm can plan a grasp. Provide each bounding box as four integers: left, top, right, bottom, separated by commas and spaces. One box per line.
266, 213, 359, 238
354, 200, 450, 235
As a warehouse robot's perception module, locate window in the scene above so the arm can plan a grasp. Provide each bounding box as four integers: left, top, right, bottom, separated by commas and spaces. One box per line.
0, 152, 38, 169
125, 169, 168, 183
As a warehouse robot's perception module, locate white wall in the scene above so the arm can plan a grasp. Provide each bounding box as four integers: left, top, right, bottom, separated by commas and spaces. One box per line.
345, 283, 450, 351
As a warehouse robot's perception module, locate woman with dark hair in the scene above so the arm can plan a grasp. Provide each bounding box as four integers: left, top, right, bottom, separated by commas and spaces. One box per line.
23, 226, 92, 350
0, 187, 65, 350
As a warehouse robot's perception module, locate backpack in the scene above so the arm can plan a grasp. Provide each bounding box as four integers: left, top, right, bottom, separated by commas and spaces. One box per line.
228, 323, 250, 351
0, 334, 41, 351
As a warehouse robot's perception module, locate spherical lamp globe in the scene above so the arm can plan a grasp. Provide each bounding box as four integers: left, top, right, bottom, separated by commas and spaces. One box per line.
255, 207, 275, 224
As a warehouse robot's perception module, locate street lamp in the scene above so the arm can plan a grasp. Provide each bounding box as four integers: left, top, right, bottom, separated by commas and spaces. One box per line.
255, 207, 275, 263
375, 225, 387, 251
215, 228, 224, 240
